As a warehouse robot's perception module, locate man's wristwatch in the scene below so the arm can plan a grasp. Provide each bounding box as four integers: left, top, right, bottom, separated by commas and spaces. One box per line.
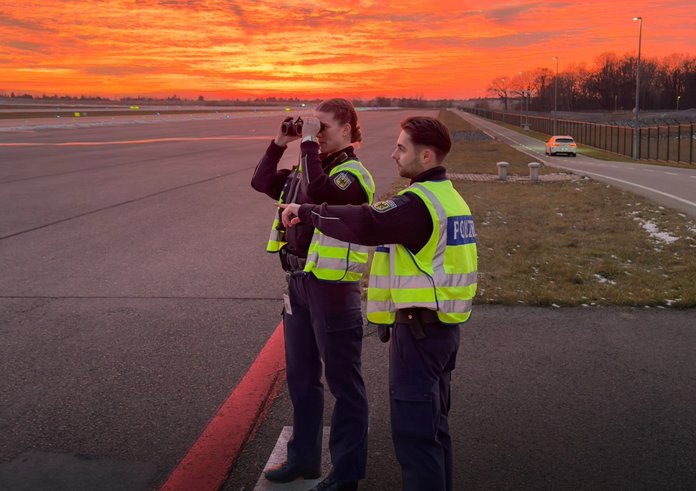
301, 135, 319, 144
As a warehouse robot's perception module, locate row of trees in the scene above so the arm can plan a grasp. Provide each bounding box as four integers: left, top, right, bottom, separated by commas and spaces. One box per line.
487, 52, 695, 112
0, 92, 455, 108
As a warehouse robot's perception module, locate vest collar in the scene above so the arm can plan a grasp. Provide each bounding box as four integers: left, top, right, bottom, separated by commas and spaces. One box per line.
410, 165, 447, 184
321, 146, 356, 172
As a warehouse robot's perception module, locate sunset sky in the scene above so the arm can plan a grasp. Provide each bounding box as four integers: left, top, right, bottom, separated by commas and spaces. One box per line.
1, 1, 694, 100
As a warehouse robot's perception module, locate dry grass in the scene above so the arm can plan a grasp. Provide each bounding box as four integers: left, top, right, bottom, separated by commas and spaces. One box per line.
366, 110, 696, 308
438, 109, 696, 308
457, 178, 696, 307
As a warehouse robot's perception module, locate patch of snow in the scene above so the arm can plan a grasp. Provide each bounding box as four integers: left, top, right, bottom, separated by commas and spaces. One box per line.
634, 218, 680, 244
594, 274, 617, 285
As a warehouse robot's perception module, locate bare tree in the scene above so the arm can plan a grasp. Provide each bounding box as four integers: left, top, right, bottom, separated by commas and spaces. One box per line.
487, 76, 511, 111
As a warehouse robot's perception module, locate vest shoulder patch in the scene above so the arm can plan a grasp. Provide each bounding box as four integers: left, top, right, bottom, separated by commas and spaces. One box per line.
372, 200, 397, 213
333, 172, 354, 190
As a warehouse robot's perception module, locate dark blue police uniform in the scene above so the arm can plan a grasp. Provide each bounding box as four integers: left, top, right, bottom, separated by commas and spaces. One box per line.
297, 166, 463, 491
251, 139, 369, 484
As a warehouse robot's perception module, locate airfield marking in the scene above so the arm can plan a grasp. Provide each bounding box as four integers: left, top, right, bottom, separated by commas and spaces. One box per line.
0, 135, 272, 147
160, 321, 286, 491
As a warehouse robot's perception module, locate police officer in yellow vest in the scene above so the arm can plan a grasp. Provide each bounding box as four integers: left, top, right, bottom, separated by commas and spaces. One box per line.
251, 98, 375, 491
279, 116, 477, 491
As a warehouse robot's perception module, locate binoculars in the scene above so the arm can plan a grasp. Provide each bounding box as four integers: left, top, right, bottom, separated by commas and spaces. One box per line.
281, 116, 326, 137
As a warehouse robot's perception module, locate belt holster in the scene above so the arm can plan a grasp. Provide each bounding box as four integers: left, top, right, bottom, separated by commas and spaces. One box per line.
279, 247, 306, 273
395, 308, 440, 341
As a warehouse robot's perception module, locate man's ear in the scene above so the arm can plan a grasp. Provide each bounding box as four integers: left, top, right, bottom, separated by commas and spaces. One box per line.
421, 147, 435, 166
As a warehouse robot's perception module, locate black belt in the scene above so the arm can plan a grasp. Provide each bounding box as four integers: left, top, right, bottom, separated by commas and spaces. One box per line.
381, 308, 438, 342
280, 248, 307, 272
400, 308, 446, 340
395, 308, 440, 325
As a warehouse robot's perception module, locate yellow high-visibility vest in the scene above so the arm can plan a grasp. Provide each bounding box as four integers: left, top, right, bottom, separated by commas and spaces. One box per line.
367, 180, 477, 325
266, 168, 296, 253
304, 161, 375, 282
266, 159, 376, 283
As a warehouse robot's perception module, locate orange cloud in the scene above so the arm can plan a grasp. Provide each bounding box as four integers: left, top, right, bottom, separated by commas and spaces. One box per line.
0, 0, 694, 99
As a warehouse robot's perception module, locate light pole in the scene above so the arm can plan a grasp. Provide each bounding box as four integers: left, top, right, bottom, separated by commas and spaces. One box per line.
517, 71, 531, 130
518, 71, 524, 127
677, 95, 681, 112
553, 56, 559, 134
632, 16, 642, 159
525, 89, 530, 129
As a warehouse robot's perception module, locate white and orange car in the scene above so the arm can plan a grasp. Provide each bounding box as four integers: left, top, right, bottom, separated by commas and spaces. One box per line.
545, 136, 577, 156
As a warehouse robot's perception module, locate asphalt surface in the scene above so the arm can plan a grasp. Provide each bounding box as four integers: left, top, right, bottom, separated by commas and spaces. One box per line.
227, 306, 696, 490
0, 108, 413, 490
2, 109, 695, 491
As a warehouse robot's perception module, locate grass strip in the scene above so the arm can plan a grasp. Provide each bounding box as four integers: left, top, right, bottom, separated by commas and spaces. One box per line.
439, 109, 696, 308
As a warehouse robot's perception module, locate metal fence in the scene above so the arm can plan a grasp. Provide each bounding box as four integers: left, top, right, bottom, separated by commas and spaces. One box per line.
462, 108, 695, 165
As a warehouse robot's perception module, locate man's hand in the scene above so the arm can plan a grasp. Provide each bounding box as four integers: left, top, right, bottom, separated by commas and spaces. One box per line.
277, 203, 302, 228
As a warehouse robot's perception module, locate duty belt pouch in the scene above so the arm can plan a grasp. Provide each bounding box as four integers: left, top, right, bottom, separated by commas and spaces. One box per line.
279, 247, 306, 273
396, 309, 440, 340
279, 247, 291, 272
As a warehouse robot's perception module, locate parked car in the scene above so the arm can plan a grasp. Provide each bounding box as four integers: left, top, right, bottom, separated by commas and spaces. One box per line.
545, 136, 577, 156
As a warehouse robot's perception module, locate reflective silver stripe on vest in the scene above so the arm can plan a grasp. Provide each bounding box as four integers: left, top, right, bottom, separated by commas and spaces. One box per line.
306, 239, 370, 272
368, 271, 478, 290
367, 298, 473, 315
409, 183, 448, 273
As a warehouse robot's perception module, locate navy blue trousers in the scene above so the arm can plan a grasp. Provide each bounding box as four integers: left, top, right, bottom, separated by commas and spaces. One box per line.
389, 320, 460, 491
283, 272, 369, 482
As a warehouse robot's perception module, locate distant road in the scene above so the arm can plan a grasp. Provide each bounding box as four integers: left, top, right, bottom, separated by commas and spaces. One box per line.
455, 110, 696, 219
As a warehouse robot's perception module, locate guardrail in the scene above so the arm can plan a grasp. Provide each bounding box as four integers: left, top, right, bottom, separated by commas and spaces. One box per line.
461, 108, 695, 165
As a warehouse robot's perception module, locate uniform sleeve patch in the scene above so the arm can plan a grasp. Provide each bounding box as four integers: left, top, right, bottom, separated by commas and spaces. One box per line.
333, 172, 354, 190
372, 200, 397, 213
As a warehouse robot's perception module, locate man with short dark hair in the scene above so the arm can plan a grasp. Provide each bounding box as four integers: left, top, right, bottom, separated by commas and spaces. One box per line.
280, 115, 478, 491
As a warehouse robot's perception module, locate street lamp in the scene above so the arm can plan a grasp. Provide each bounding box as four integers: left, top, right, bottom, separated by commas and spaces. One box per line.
553, 56, 559, 134
526, 89, 531, 129
677, 95, 681, 112
517, 71, 531, 130
632, 16, 642, 159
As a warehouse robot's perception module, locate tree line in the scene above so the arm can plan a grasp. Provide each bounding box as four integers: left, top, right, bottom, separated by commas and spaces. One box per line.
486, 52, 695, 112
0, 92, 455, 108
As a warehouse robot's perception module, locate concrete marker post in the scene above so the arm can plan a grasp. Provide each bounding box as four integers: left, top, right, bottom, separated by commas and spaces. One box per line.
528, 162, 541, 183
496, 161, 509, 181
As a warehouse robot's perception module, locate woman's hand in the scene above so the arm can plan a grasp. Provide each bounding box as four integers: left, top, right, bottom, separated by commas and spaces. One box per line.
274, 116, 300, 147
300, 116, 322, 137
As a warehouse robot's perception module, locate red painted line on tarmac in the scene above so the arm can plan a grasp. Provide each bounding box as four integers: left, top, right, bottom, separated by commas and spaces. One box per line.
160, 322, 285, 491
0, 135, 272, 147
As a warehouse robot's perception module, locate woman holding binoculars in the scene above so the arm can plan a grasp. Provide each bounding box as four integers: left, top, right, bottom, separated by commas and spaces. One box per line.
250, 98, 375, 491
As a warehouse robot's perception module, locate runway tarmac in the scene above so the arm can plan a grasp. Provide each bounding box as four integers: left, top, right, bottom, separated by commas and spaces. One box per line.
2, 109, 695, 491
0, 108, 414, 490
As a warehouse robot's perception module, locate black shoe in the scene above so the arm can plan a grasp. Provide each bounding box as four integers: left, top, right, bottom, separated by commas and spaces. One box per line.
264, 461, 321, 483
309, 475, 359, 491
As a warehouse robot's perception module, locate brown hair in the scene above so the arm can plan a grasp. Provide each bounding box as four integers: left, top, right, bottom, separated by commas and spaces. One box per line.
316, 98, 362, 143
400, 116, 452, 163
